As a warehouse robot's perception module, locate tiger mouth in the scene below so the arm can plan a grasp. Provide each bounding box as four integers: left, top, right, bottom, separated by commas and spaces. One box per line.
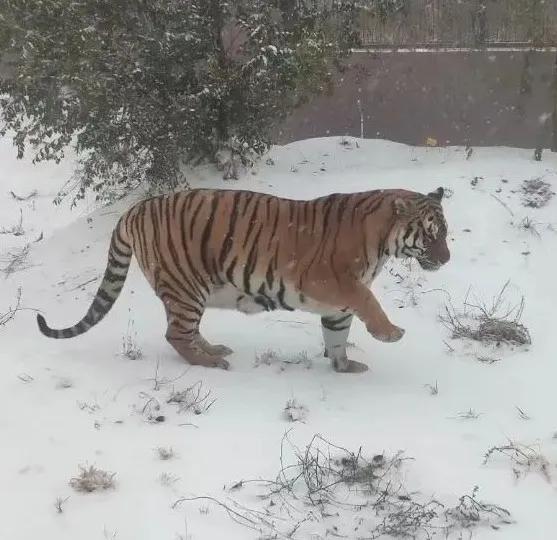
417, 258, 442, 271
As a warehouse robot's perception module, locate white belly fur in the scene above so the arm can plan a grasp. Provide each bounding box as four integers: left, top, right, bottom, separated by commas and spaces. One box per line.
205, 283, 339, 317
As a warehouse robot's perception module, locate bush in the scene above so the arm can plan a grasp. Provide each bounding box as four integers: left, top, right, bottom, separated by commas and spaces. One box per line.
0, 0, 362, 203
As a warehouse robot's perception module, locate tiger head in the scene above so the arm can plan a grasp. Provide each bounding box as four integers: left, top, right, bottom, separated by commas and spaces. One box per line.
390, 187, 450, 271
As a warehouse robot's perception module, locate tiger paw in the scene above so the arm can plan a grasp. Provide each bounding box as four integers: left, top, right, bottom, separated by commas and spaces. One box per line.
333, 358, 369, 373
204, 343, 234, 357
370, 324, 405, 343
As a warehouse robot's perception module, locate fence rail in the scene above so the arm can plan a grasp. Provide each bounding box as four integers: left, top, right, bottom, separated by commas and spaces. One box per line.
358, 0, 557, 47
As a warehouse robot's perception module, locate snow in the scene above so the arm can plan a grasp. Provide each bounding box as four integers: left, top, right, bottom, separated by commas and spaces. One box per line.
1, 135, 557, 539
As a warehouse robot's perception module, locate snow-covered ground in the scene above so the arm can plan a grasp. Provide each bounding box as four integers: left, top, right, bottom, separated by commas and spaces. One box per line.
1, 135, 557, 540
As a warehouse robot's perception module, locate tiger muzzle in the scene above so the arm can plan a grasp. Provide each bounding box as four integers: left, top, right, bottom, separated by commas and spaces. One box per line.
419, 239, 450, 270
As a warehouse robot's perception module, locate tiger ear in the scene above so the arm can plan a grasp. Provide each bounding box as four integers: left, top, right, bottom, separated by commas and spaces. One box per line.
393, 197, 416, 216
427, 187, 444, 201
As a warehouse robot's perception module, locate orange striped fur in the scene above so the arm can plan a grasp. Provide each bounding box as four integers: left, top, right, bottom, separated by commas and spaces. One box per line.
37, 187, 450, 372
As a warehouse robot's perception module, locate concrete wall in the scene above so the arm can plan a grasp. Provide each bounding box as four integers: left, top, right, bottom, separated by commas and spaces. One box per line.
278, 50, 557, 149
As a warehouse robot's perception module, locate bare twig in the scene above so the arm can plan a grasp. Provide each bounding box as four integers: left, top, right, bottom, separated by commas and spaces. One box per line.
484, 441, 551, 482
167, 381, 216, 415
10, 189, 37, 201
17, 373, 34, 383
1, 288, 22, 327
170, 433, 513, 538
172, 496, 286, 537
68, 275, 100, 291
0, 244, 32, 276
489, 193, 514, 217
146, 358, 190, 391
449, 408, 482, 421
54, 496, 69, 514
0, 208, 24, 236
515, 406, 531, 421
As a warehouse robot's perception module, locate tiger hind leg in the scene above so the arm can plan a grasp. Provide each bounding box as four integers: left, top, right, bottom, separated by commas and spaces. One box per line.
321, 313, 368, 373
166, 332, 230, 369
162, 296, 230, 369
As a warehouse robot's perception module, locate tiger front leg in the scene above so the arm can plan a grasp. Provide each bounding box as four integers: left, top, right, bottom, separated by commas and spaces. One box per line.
321, 313, 368, 373
308, 278, 404, 344
348, 282, 405, 343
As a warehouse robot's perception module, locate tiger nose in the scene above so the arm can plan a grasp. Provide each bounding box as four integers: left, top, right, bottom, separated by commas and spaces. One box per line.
439, 246, 450, 264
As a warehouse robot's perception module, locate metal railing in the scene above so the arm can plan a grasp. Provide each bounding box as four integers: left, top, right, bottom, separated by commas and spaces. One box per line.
358, 0, 557, 48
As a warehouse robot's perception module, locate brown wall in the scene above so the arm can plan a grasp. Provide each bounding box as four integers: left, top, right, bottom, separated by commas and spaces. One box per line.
278, 50, 556, 149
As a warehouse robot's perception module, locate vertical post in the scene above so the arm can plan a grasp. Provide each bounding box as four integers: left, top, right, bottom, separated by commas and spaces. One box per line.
473, 0, 487, 47
551, 54, 557, 152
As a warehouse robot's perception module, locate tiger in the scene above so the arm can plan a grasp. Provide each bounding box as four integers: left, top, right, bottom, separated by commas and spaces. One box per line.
37, 186, 450, 373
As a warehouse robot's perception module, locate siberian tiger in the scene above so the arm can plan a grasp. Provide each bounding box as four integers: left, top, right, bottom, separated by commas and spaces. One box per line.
37, 187, 450, 373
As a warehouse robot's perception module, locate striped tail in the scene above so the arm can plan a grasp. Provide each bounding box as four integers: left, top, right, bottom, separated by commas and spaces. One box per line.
37, 218, 133, 339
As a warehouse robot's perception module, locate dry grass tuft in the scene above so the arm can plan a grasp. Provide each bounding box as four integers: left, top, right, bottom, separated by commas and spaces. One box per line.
156, 446, 175, 461
167, 381, 216, 415
69, 465, 116, 493
484, 441, 551, 482
521, 177, 554, 208
173, 433, 513, 538
283, 398, 308, 423
0, 245, 32, 276
254, 348, 312, 370
0, 209, 25, 236
121, 319, 143, 360
440, 281, 531, 347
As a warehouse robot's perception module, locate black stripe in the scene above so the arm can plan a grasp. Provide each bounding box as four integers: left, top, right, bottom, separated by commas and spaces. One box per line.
243, 225, 262, 294
185, 191, 197, 212
242, 196, 261, 249
114, 223, 130, 252
108, 253, 129, 269
302, 200, 308, 224
277, 279, 294, 311
91, 298, 108, 315
321, 314, 352, 331
225, 257, 237, 284
110, 238, 129, 260
288, 200, 295, 225
189, 195, 205, 240
136, 202, 150, 267
164, 196, 199, 294
168, 313, 200, 325
257, 284, 276, 310
327, 197, 349, 283
265, 260, 274, 289
219, 191, 242, 267
160, 290, 203, 312
321, 197, 335, 233
180, 205, 210, 296
310, 199, 318, 233
199, 194, 220, 283
403, 223, 415, 243
169, 193, 179, 219
96, 288, 114, 305
362, 198, 384, 218
377, 237, 386, 259
267, 200, 280, 250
